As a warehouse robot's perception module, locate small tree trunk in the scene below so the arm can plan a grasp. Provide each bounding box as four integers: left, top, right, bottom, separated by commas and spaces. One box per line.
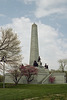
15, 81, 18, 85
27, 81, 30, 84
3, 62, 5, 88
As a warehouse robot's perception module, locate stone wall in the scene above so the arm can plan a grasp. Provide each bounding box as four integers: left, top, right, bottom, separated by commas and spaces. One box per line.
52, 72, 66, 84
5, 69, 66, 84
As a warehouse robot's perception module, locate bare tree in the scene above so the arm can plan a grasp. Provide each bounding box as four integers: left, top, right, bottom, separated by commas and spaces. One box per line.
58, 59, 67, 72
0, 28, 22, 87
9, 67, 22, 85
0, 28, 22, 65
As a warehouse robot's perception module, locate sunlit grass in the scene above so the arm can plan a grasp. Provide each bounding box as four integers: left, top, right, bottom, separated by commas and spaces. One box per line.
0, 83, 67, 100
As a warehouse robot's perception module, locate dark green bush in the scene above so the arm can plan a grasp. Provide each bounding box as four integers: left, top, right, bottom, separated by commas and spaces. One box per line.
0, 75, 3, 82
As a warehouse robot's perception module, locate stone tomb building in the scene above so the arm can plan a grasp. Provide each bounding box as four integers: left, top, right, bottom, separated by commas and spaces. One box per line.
5, 23, 66, 84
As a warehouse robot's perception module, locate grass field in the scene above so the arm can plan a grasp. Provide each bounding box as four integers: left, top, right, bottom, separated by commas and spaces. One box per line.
0, 83, 67, 100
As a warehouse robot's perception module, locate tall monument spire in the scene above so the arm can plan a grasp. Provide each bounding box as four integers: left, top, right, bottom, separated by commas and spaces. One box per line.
29, 23, 39, 65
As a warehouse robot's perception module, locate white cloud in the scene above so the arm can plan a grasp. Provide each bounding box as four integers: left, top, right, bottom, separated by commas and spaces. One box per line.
38, 23, 67, 69
34, 0, 67, 18
0, 17, 67, 70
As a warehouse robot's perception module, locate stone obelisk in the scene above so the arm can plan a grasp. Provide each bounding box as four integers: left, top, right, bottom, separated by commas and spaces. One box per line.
29, 23, 39, 65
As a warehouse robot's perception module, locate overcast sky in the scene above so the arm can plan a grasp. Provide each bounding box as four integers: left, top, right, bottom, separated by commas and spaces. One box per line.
0, 0, 67, 70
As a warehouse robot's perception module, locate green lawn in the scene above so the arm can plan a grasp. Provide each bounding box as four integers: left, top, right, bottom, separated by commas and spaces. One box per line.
0, 83, 67, 100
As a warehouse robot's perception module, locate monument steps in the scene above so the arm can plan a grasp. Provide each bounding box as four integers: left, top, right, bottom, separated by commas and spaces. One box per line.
38, 73, 52, 84
42, 73, 52, 84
